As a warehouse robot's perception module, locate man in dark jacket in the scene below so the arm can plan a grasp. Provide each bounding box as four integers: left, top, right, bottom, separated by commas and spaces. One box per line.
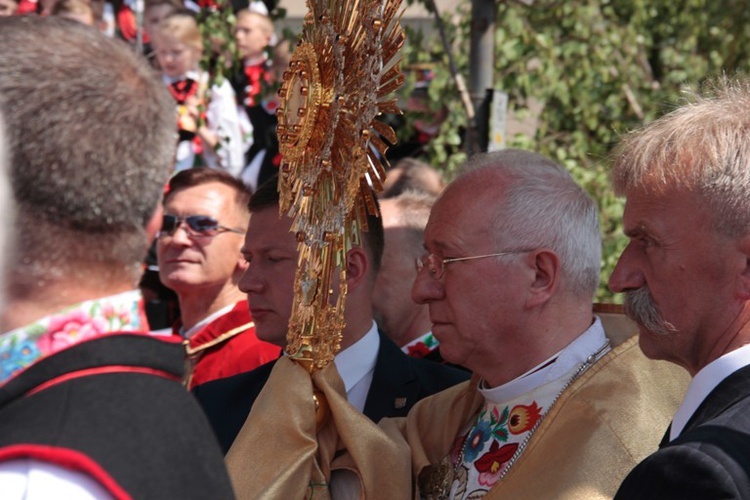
610, 79, 750, 500
193, 177, 469, 453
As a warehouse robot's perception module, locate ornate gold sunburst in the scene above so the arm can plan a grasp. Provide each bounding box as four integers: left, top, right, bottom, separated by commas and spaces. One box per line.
276, 0, 405, 372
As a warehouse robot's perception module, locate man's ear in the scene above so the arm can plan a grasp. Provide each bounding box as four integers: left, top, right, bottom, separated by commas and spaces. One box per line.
145, 204, 163, 246
525, 248, 560, 308
735, 235, 750, 301
236, 254, 250, 273
345, 246, 370, 292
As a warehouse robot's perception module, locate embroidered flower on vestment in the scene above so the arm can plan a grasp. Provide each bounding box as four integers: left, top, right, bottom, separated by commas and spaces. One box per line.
475, 441, 519, 487
508, 402, 542, 435
407, 341, 432, 358
0, 290, 146, 386
405, 333, 439, 358
463, 418, 493, 462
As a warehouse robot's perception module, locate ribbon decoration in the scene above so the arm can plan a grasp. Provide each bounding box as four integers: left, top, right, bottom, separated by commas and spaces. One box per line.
276, 0, 405, 374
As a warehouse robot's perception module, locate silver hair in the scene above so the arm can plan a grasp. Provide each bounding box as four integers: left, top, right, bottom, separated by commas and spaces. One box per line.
460, 149, 602, 299
612, 77, 750, 238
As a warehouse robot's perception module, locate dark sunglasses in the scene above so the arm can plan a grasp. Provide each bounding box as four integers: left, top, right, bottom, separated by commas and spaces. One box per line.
157, 215, 245, 238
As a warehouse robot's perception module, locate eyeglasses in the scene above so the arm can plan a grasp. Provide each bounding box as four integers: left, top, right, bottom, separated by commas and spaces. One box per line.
157, 215, 245, 239
415, 250, 531, 279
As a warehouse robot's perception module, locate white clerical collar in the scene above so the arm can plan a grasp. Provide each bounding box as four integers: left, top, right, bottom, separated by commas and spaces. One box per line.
480, 317, 608, 404
670, 342, 750, 441
181, 303, 236, 339
333, 321, 380, 394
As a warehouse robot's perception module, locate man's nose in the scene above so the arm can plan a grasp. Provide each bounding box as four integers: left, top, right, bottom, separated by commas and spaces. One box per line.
412, 266, 444, 304
608, 242, 645, 293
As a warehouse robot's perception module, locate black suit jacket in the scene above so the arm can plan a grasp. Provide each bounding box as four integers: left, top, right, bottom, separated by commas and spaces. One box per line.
615, 364, 750, 499
193, 331, 469, 454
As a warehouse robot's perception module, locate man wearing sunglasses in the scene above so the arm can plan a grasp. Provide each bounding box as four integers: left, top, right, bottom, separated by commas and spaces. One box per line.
157, 168, 280, 389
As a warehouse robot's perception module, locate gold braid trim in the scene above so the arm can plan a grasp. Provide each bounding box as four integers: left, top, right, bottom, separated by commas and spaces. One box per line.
183, 322, 255, 356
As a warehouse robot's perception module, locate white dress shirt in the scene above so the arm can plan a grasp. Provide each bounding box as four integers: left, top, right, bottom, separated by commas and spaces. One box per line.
333, 321, 380, 412
670, 342, 750, 441
181, 303, 236, 339
328, 322, 380, 499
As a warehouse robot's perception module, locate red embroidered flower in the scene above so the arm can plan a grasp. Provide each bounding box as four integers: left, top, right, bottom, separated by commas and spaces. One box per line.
406, 341, 432, 358
475, 441, 519, 486
508, 402, 542, 435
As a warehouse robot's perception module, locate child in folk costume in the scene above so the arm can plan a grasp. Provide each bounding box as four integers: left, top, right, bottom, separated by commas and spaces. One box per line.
232, 8, 279, 190
142, 0, 182, 69
152, 13, 244, 176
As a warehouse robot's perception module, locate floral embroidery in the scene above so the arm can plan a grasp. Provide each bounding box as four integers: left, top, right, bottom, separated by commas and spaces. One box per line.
38, 310, 109, 352
508, 402, 542, 435
463, 417, 494, 462
0, 339, 41, 381
0, 290, 146, 386
451, 401, 541, 498
403, 332, 439, 358
475, 441, 519, 487
407, 342, 432, 358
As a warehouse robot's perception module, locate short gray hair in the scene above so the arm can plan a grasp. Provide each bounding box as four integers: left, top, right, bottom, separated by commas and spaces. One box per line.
461, 149, 601, 298
612, 78, 750, 238
0, 17, 175, 282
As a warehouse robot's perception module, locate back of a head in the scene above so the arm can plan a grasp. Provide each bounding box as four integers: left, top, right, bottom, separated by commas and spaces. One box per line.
460, 149, 601, 299
52, 0, 95, 25
144, 0, 183, 13
612, 78, 750, 238
0, 115, 11, 306
0, 16, 175, 283
381, 190, 434, 255
381, 157, 445, 199
250, 176, 384, 275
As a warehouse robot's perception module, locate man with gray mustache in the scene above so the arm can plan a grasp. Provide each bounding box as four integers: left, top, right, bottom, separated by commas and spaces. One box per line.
611, 79, 750, 499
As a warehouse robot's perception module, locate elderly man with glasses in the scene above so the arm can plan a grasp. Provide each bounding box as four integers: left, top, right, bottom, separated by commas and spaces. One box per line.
157, 168, 280, 389
376, 149, 687, 498
228, 149, 691, 499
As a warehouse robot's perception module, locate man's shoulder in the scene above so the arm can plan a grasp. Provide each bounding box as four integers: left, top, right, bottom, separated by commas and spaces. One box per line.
615, 430, 750, 500
402, 353, 471, 387
191, 359, 279, 454
668, 365, 750, 449
374, 334, 470, 394
193, 358, 277, 402
616, 371, 750, 498
190, 302, 252, 342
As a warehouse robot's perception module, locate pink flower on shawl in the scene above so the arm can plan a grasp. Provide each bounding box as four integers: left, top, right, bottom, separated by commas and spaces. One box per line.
37, 310, 109, 352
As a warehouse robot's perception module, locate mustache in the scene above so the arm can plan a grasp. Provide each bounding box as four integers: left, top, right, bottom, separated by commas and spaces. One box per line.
623, 287, 677, 336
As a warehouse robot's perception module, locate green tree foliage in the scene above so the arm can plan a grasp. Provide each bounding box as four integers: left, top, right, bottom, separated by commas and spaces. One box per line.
400, 0, 750, 300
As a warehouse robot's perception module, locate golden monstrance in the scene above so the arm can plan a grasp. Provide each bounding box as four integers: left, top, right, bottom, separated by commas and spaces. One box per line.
276, 0, 405, 378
